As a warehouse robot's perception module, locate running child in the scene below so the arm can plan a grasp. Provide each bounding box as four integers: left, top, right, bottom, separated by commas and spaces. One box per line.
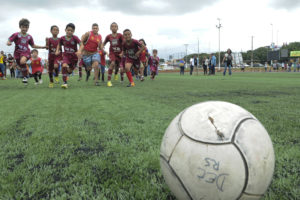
55, 23, 81, 89
148, 49, 159, 80
77, 23, 102, 86
46, 25, 62, 88
28, 49, 44, 85
98, 49, 107, 82
138, 39, 148, 81
103, 22, 123, 87
7, 54, 15, 78
7, 18, 46, 85
121, 29, 145, 87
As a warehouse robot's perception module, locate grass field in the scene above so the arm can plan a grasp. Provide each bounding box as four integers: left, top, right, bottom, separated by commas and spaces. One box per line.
0, 72, 299, 200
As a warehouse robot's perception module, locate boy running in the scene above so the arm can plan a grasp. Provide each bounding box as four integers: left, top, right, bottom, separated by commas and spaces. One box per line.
28, 49, 44, 85
46, 25, 62, 88
56, 23, 81, 89
98, 49, 107, 82
77, 23, 102, 86
103, 22, 123, 87
7, 18, 46, 85
138, 39, 148, 81
149, 49, 159, 80
121, 29, 145, 87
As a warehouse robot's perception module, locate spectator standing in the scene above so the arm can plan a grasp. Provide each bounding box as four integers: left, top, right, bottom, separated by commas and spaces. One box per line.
189, 57, 194, 75
210, 53, 216, 75
264, 62, 268, 72
7, 54, 15, 78
179, 59, 185, 75
0, 51, 6, 80
223, 49, 233, 76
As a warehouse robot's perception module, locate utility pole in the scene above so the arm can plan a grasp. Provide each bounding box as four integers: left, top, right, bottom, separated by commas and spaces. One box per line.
277, 30, 279, 46
184, 44, 188, 69
251, 36, 254, 68
216, 18, 222, 71
270, 23, 274, 46
197, 38, 199, 75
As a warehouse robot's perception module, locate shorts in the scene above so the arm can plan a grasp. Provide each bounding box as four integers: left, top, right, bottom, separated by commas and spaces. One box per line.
0, 64, 5, 74
15, 52, 31, 66
63, 54, 78, 70
150, 66, 157, 72
126, 57, 140, 69
83, 53, 100, 67
109, 53, 121, 63
48, 55, 62, 70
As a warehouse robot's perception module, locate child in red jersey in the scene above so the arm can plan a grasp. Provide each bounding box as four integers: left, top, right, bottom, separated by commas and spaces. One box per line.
121, 29, 145, 87
28, 49, 44, 85
55, 23, 81, 89
149, 49, 159, 80
77, 23, 102, 86
103, 22, 123, 87
7, 18, 46, 85
138, 39, 148, 81
46, 25, 62, 88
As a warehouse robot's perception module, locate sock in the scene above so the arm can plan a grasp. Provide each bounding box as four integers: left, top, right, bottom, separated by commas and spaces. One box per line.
102, 73, 105, 81
49, 72, 54, 83
20, 64, 28, 78
54, 68, 59, 77
86, 70, 90, 81
108, 69, 113, 81
121, 71, 124, 81
62, 67, 68, 83
115, 67, 119, 75
79, 67, 82, 78
38, 73, 42, 80
126, 71, 133, 83
34, 74, 38, 82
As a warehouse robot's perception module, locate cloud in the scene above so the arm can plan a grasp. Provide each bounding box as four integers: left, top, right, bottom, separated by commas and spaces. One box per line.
269, 0, 300, 9
2, 0, 219, 16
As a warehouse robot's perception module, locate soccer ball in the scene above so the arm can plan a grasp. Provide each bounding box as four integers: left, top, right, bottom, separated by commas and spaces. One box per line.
160, 101, 275, 200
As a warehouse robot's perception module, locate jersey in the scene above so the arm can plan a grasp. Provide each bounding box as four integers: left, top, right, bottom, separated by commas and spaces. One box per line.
84, 31, 102, 52
149, 56, 159, 69
104, 33, 123, 55
60, 35, 81, 55
122, 39, 142, 60
139, 47, 148, 63
8, 32, 34, 59
0, 55, 3, 64
48, 37, 62, 60
30, 57, 43, 74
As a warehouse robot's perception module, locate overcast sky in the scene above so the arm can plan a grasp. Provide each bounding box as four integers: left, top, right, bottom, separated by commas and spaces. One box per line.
1, 0, 300, 59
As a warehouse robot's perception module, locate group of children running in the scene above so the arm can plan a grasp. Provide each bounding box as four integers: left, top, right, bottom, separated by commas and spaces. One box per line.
6, 18, 160, 88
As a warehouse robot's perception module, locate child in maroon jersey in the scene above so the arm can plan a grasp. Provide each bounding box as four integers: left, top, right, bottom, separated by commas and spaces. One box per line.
28, 49, 44, 85
138, 39, 148, 81
46, 25, 62, 88
121, 29, 145, 87
103, 22, 123, 87
7, 18, 46, 85
149, 49, 159, 80
55, 23, 81, 89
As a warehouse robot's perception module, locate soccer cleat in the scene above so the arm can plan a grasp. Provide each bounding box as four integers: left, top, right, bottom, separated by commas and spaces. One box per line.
107, 81, 113, 87
95, 82, 100, 86
140, 76, 145, 82
61, 84, 68, 89
114, 74, 119, 81
22, 77, 28, 84
54, 77, 59, 83
39, 79, 43, 84
49, 83, 54, 88
127, 82, 135, 87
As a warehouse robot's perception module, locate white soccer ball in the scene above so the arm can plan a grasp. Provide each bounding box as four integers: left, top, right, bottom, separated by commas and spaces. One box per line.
160, 101, 275, 200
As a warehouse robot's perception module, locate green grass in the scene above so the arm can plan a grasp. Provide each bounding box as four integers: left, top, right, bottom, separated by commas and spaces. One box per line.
0, 72, 299, 199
